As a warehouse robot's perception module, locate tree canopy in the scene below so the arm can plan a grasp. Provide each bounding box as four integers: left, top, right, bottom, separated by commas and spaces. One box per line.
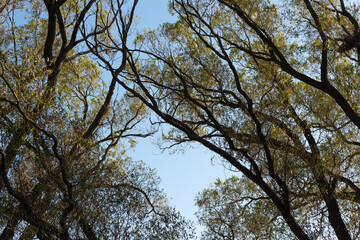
95, 0, 360, 239
2, 0, 360, 239
0, 0, 194, 239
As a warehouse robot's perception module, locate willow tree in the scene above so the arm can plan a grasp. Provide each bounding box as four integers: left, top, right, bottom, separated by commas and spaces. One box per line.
0, 0, 194, 239
95, 0, 360, 239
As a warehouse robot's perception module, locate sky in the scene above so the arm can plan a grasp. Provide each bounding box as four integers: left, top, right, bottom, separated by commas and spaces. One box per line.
129, 0, 233, 237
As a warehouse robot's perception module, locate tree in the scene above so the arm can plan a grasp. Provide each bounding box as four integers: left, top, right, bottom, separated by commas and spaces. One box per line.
0, 0, 194, 239
195, 176, 295, 239
94, 0, 360, 239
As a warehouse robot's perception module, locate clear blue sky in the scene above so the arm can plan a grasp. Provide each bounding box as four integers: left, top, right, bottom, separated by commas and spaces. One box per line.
130, 0, 232, 237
